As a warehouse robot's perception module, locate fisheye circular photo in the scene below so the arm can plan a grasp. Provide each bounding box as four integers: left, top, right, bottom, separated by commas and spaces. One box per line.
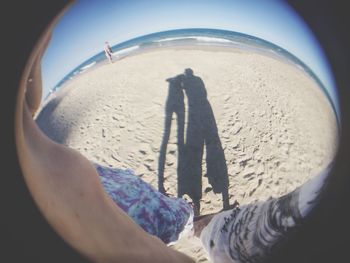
12, 1, 346, 263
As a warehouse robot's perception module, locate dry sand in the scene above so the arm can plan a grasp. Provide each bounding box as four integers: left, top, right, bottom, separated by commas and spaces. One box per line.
36, 47, 338, 262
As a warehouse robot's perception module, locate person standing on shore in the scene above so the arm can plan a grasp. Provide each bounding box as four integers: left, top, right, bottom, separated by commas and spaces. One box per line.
104, 41, 113, 63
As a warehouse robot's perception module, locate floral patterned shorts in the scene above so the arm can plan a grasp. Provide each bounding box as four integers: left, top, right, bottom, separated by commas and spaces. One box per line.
94, 163, 193, 244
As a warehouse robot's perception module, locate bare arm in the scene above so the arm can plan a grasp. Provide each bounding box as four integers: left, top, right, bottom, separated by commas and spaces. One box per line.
15, 4, 195, 263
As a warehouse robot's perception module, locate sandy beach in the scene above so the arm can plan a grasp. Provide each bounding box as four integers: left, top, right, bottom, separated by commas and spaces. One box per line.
36, 47, 338, 262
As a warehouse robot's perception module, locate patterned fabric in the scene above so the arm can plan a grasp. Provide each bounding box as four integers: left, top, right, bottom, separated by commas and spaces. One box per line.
94, 163, 194, 244
199, 166, 332, 263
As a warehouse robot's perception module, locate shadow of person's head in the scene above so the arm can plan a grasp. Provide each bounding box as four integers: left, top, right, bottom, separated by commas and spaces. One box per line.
166, 74, 184, 85
184, 68, 194, 77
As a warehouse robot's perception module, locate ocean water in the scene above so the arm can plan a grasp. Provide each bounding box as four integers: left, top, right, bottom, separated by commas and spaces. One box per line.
49, 28, 338, 123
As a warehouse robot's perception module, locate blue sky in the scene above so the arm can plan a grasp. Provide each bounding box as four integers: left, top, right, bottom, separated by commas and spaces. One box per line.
42, 0, 338, 111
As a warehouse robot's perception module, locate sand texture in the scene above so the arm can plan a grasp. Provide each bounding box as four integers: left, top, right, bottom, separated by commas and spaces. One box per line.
36, 48, 338, 262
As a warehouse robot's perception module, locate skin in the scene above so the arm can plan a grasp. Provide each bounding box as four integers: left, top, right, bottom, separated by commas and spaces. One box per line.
15, 2, 195, 263
193, 201, 240, 238
193, 214, 215, 238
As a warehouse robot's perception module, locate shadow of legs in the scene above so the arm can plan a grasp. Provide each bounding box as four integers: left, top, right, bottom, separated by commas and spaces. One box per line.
158, 111, 172, 193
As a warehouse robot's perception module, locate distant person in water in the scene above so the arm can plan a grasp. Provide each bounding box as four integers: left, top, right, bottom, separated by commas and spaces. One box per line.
104, 41, 113, 63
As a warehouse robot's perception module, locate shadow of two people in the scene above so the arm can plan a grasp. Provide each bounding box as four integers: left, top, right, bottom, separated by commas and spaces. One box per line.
158, 68, 230, 216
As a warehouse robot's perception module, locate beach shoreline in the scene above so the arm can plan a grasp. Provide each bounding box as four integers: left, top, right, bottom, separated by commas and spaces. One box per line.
47, 41, 334, 112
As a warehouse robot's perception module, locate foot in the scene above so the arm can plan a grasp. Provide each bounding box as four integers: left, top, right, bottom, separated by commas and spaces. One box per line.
193, 213, 215, 238
222, 200, 240, 211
